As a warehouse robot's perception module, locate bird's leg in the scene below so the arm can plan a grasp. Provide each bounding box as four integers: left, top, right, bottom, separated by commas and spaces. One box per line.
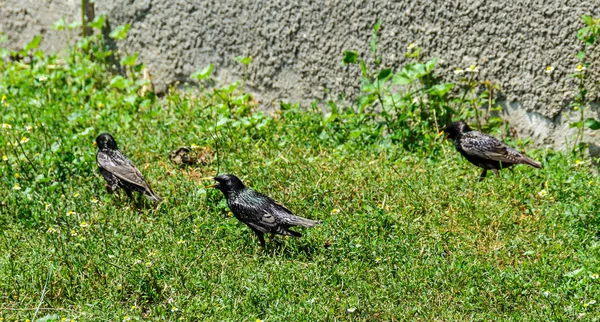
478, 169, 487, 182
255, 231, 266, 250
125, 188, 133, 200
105, 184, 114, 194
492, 169, 500, 177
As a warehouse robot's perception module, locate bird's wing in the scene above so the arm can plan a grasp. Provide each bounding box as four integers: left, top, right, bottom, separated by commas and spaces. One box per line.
459, 132, 526, 164
96, 150, 151, 189
230, 193, 281, 231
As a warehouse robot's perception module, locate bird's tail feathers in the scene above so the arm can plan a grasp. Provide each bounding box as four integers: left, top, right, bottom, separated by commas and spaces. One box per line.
289, 216, 320, 228
144, 189, 162, 202
520, 155, 542, 169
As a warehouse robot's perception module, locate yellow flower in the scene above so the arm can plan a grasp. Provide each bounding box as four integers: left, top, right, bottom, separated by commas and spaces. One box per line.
66, 211, 75, 216
171, 306, 179, 312
256, 319, 264, 322
591, 273, 599, 279
575, 159, 584, 165
538, 190, 548, 197
331, 208, 340, 215
70, 230, 78, 236
407, 43, 417, 50
2, 155, 7, 161
545, 66, 554, 74
177, 239, 186, 245
14, 173, 20, 179
190, 144, 199, 149
20, 137, 30, 144
97, 102, 104, 108
74, 192, 80, 197
453, 68, 463, 75
2, 123, 11, 129
80, 221, 89, 228
576, 64, 585, 71
47, 226, 56, 234
13, 183, 21, 190
347, 307, 357, 313
45, 203, 51, 210
1, 95, 6, 101
92, 198, 99, 203
3, 102, 8, 107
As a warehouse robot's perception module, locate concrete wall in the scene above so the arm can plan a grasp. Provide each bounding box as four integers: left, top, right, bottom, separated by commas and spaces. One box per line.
2, 0, 600, 148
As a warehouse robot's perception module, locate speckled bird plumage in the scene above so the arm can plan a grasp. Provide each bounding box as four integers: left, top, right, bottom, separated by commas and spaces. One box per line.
208, 174, 319, 248
443, 121, 542, 181
95, 133, 162, 201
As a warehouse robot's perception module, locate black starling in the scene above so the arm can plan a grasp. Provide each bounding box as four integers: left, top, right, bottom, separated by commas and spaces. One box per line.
202, 174, 319, 248
95, 133, 162, 201
443, 121, 542, 181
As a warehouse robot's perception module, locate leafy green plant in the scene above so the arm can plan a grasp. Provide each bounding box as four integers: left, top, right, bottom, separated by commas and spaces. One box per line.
569, 15, 600, 150
341, 23, 480, 150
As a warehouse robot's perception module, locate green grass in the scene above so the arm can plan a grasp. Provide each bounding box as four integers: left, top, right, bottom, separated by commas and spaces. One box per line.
1, 45, 600, 322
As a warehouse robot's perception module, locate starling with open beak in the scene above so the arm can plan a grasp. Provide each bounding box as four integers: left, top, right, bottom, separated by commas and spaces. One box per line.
443, 121, 542, 181
95, 133, 162, 201
202, 174, 319, 248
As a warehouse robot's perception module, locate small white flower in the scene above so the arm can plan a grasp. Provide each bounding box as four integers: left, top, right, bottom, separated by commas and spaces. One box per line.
347, 307, 356, 313
331, 208, 340, 215
47, 226, 56, 234
13, 183, 21, 190
538, 190, 548, 197
25, 125, 33, 132
590, 273, 598, 279
407, 43, 417, 50
80, 221, 89, 228
171, 306, 179, 312
466, 65, 479, 73
20, 137, 30, 144
542, 291, 549, 297
2, 123, 11, 129
453, 68, 464, 75
545, 66, 554, 74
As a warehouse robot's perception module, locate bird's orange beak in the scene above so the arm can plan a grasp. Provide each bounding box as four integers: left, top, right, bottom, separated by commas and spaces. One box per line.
200, 176, 217, 188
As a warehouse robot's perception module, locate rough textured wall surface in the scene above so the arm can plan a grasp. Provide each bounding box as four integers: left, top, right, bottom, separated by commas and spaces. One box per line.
2, 0, 600, 147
